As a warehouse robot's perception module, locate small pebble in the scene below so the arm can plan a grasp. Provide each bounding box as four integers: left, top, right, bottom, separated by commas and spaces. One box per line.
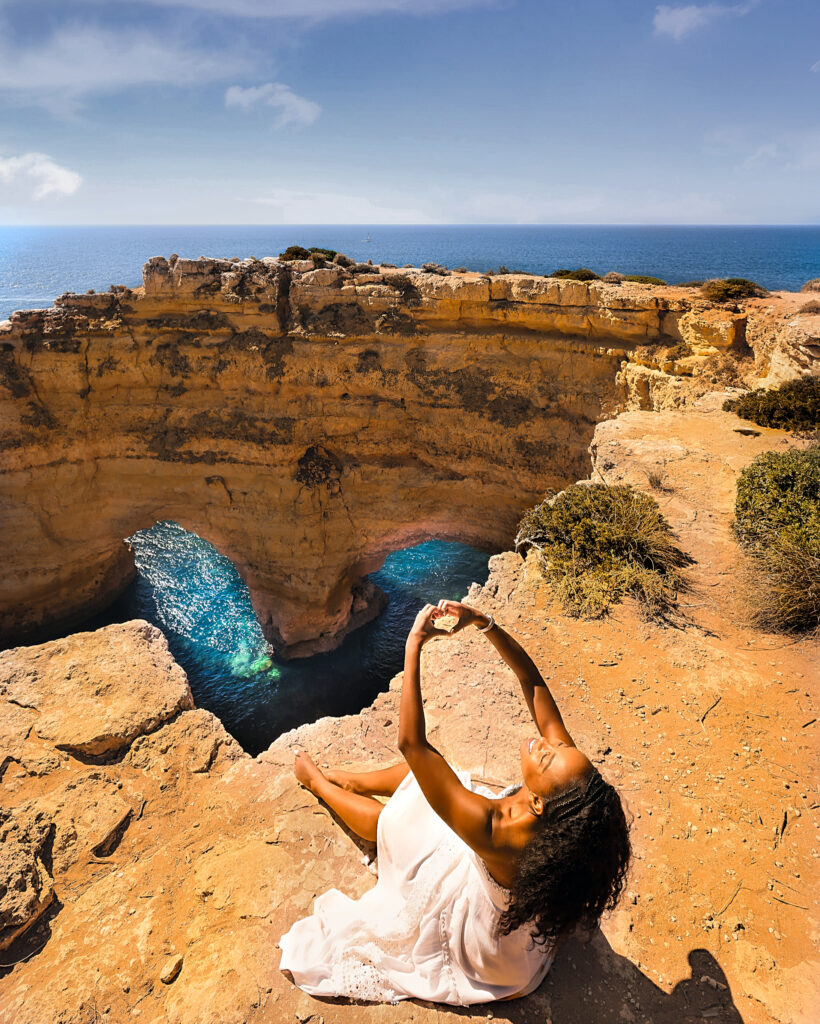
160, 954, 183, 985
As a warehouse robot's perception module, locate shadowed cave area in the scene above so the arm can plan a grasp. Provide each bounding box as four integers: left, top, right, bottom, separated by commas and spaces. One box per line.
86, 521, 492, 755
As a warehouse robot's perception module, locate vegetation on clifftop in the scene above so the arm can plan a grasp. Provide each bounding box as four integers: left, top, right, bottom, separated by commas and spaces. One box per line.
701, 278, 768, 301
515, 484, 690, 619
278, 245, 339, 262
550, 268, 600, 281
724, 377, 820, 431
733, 446, 820, 632
623, 274, 667, 286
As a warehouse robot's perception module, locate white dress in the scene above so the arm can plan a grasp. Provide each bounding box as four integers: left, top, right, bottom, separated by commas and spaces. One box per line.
278, 769, 553, 1005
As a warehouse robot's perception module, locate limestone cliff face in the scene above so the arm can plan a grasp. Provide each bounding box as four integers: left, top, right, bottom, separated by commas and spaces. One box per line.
0, 257, 812, 654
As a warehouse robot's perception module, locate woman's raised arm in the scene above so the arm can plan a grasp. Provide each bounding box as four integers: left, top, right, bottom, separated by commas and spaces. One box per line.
397, 605, 498, 858
436, 600, 575, 747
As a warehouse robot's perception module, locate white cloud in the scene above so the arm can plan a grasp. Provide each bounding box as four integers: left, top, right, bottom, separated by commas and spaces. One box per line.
742, 142, 780, 167
0, 152, 82, 200
812, 60, 820, 72
653, 4, 751, 41
225, 83, 320, 128
248, 187, 433, 224
0, 26, 244, 114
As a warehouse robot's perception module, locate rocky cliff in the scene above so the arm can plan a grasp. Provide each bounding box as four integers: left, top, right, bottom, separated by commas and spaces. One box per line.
0, 258, 814, 654
1, 398, 816, 1024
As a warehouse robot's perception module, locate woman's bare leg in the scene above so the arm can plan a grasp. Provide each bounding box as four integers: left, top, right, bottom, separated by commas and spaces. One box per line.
325, 761, 410, 798
293, 750, 385, 842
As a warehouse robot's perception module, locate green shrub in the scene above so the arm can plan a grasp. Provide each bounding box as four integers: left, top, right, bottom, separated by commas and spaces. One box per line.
309, 246, 337, 259
279, 245, 311, 261
515, 484, 690, 619
623, 274, 668, 286
701, 278, 768, 302
732, 446, 820, 631
724, 377, 820, 431
550, 268, 600, 281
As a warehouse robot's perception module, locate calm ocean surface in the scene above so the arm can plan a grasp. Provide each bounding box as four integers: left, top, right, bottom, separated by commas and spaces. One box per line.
6, 223, 817, 751
1, 224, 819, 322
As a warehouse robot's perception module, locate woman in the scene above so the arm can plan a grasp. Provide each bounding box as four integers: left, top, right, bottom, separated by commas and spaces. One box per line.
279, 600, 631, 1005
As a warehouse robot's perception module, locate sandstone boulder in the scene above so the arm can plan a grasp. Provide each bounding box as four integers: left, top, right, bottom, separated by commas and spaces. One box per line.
0, 805, 55, 951
0, 621, 193, 757
677, 308, 745, 354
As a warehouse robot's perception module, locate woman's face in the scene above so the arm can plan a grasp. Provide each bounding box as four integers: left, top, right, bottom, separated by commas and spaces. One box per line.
519, 734, 593, 802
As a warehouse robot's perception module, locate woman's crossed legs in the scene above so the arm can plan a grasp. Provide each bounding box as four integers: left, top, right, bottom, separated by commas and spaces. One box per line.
293, 750, 409, 842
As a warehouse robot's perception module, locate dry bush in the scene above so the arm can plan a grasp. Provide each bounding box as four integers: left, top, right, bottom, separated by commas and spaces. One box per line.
279, 245, 311, 261
702, 278, 768, 302
799, 300, 820, 314
736, 541, 820, 634
646, 466, 672, 492
724, 377, 820, 431
693, 353, 749, 388
550, 268, 600, 281
801, 277, 820, 292
662, 341, 692, 363
623, 274, 667, 286
732, 446, 820, 632
516, 484, 690, 620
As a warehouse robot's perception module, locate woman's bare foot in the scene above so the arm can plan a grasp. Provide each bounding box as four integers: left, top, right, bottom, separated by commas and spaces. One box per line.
293, 749, 326, 793
324, 769, 359, 793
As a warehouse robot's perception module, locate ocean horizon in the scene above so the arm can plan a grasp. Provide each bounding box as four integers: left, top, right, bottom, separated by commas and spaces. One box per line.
2, 223, 819, 323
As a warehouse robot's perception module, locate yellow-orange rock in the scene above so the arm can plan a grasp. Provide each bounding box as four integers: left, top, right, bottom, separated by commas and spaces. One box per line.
0, 260, 814, 655
677, 308, 746, 354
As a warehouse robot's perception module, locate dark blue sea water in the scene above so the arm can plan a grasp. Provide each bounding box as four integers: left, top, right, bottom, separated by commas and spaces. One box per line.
88, 523, 491, 755
1, 224, 819, 322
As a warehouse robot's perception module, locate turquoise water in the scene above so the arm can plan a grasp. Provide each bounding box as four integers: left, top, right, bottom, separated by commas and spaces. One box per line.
2, 224, 819, 321
89, 522, 491, 754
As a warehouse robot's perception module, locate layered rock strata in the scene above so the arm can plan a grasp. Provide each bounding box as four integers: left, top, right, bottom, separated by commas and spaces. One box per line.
0, 258, 814, 654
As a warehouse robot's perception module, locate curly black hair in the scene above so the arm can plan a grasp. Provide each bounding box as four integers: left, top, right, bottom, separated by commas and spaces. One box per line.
498, 769, 631, 946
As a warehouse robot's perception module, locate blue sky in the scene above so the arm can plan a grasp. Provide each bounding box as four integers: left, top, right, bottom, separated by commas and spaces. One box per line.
0, 0, 817, 224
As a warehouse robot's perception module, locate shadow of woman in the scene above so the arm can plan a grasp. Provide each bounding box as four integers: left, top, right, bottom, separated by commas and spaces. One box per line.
448, 931, 745, 1024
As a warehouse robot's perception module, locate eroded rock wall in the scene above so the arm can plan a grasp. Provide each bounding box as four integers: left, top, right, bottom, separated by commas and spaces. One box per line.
0, 258, 813, 654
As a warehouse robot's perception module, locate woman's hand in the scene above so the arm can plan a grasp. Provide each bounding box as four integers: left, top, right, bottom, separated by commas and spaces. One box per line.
434, 599, 484, 633
407, 603, 449, 646
407, 600, 488, 647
